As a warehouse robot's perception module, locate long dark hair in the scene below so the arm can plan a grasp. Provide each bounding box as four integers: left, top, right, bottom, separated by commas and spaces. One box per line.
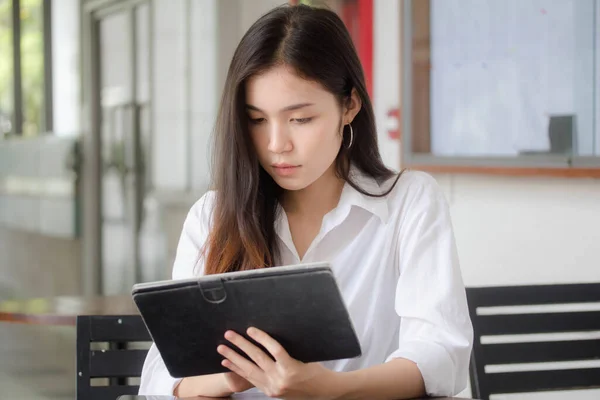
203, 4, 400, 275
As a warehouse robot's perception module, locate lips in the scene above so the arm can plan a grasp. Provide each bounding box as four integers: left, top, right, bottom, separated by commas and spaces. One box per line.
271, 164, 300, 177
272, 163, 298, 168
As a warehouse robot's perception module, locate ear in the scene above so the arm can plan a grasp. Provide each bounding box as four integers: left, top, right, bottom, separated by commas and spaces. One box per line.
342, 88, 362, 125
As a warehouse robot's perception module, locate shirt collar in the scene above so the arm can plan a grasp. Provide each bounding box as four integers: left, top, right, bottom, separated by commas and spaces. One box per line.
274, 165, 391, 243
342, 164, 390, 223
273, 165, 391, 261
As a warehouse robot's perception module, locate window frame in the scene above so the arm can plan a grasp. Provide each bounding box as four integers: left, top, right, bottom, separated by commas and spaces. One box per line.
400, 0, 600, 178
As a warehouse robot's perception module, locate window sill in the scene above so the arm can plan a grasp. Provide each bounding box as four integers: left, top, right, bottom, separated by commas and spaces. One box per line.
405, 164, 600, 179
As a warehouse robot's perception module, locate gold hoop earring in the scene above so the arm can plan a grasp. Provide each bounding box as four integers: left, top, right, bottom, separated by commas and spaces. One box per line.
347, 124, 354, 149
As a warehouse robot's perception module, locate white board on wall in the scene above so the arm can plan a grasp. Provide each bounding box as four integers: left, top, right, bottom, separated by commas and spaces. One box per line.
430, 0, 597, 157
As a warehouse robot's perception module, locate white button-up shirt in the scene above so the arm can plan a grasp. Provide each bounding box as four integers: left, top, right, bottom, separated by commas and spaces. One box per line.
139, 169, 473, 397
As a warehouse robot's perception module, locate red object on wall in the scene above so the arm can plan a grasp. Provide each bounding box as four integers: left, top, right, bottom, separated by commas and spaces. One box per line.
340, 0, 373, 98
358, 0, 373, 98
386, 108, 401, 140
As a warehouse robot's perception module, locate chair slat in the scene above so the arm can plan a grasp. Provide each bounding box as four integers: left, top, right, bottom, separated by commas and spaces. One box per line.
481, 339, 600, 365
476, 311, 600, 336
90, 349, 149, 378
486, 368, 600, 394
89, 315, 151, 342
467, 283, 600, 307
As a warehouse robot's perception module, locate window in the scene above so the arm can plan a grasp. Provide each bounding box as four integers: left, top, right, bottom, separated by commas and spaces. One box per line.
0, 0, 51, 138
402, 0, 600, 177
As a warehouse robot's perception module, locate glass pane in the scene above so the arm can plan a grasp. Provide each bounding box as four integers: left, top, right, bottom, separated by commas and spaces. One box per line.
135, 4, 151, 190
0, 0, 13, 137
136, 4, 150, 104
20, 0, 44, 137
428, 0, 597, 157
99, 10, 135, 295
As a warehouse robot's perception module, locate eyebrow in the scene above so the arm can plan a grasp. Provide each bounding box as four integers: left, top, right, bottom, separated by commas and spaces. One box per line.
246, 103, 315, 113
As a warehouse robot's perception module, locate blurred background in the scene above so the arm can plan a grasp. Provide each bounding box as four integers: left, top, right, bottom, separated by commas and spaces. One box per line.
0, 0, 598, 399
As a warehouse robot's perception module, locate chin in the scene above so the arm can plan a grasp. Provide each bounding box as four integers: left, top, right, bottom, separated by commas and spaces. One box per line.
272, 178, 310, 191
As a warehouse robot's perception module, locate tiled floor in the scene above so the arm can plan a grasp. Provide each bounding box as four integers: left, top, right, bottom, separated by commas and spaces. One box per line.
0, 322, 76, 399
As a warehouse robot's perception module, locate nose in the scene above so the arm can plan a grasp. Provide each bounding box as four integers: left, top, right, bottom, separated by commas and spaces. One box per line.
267, 123, 293, 154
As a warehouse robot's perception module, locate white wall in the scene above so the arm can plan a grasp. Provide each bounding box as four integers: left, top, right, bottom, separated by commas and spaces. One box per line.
239, 0, 287, 32
373, 0, 401, 168
435, 174, 600, 287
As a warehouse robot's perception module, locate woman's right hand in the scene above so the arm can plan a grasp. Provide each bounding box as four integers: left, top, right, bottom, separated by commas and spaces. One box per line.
223, 371, 254, 393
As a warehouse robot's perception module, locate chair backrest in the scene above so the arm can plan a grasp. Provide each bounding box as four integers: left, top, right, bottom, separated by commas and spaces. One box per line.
76, 315, 152, 400
467, 283, 600, 400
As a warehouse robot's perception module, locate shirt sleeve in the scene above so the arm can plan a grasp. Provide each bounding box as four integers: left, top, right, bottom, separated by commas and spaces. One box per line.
138, 191, 214, 395
385, 183, 473, 397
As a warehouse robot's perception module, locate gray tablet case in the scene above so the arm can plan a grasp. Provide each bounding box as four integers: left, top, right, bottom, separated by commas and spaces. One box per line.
131, 262, 362, 378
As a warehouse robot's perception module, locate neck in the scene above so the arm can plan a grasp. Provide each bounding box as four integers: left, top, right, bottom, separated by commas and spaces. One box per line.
281, 164, 345, 217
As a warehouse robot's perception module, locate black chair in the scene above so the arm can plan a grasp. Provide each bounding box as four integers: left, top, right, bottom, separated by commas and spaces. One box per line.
76, 315, 152, 400
466, 283, 600, 399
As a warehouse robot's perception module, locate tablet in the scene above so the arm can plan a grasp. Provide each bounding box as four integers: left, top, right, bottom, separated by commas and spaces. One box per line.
131, 262, 362, 378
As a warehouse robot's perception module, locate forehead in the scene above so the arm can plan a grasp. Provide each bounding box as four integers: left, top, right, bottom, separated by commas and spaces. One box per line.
245, 65, 335, 110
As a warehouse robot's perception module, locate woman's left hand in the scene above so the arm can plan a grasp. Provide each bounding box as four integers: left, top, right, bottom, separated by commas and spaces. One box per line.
217, 327, 337, 399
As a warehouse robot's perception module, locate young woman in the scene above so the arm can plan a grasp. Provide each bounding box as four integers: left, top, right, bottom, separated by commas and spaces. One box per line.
140, 4, 472, 399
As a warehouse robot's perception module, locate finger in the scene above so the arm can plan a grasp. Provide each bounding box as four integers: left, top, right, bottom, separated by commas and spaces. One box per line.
217, 344, 263, 380
224, 330, 276, 372
246, 327, 291, 364
222, 360, 248, 382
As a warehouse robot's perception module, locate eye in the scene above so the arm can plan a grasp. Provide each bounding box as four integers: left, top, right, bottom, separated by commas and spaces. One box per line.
292, 117, 313, 124
249, 117, 266, 125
